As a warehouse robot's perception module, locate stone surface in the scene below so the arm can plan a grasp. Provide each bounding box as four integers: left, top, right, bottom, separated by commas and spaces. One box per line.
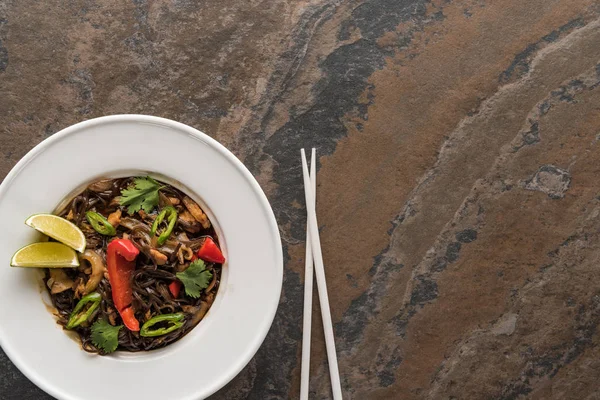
2, 0, 600, 399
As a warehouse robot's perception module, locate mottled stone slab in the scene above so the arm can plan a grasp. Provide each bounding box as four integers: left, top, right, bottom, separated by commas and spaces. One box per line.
2, 0, 600, 399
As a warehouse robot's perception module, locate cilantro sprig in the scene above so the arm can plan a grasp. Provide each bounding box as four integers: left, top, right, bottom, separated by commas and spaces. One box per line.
91, 319, 122, 354
176, 259, 213, 298
119, 177, 162, 214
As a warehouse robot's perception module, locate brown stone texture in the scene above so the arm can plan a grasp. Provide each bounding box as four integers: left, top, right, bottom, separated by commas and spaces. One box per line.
2, 0, 600, 399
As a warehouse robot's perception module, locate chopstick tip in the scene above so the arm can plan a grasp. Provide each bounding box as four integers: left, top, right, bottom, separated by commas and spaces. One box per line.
301, 149, 308, 167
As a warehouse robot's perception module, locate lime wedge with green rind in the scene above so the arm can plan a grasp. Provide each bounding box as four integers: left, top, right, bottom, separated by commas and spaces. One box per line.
11, 242, 79, 268
25, 213, 86, 253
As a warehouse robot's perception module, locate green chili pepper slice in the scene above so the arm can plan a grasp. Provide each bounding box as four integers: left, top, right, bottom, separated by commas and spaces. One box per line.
85, 211, 117, 236
66, 292, 102, 329
150, 206, 178, 246
140, 312, 185, 337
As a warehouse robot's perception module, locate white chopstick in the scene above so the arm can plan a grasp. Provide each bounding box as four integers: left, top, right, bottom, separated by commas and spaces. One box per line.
301, 148, 343, 400
300, 148, 316, 400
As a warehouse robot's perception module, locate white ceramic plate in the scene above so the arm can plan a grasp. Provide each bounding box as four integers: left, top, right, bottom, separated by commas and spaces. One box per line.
0, 115, 283, 400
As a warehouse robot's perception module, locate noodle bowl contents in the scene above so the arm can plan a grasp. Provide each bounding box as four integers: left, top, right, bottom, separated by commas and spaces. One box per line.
11, 176, 225, 354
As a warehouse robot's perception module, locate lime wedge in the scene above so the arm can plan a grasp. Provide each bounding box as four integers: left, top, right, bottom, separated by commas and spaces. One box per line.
25, 214, 86, 253
11, 242, 79, 268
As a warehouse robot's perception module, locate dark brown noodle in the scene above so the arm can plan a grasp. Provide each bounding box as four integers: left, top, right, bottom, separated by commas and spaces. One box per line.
47, 177, 221, 354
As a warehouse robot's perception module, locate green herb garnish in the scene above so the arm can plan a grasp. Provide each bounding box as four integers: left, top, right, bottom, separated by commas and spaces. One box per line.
175, 259, 213, 298
119, 177, 161, 214
91, 319, 122, 354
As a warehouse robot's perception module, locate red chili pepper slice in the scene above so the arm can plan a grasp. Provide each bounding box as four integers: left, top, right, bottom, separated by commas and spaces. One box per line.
106, 239, 140, 331
168, 281, 182, 298
197, 237, 225, 264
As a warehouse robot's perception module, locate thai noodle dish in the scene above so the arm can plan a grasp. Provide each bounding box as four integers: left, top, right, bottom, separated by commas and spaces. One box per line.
10, 176, 225, 354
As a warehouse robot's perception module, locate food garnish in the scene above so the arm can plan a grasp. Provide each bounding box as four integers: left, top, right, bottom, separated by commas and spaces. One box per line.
91, 319, 122, 354
169, 281, 182, 298
10, 242, 79, 268
25, 214, 86, 252
175, 259, 213, 299
150, 206, 178, 245
197, 237, 225, 264
119, 176, 162, 214
140, 313, 185, 337
66, 292, 102, 329
85, 211, 116, 236
106, 239, 140, 331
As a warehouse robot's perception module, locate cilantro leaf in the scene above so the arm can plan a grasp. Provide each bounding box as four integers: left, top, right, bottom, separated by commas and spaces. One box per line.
176, 259, 213, 298
119, 177, 161, 214
91, 319, 122, 354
